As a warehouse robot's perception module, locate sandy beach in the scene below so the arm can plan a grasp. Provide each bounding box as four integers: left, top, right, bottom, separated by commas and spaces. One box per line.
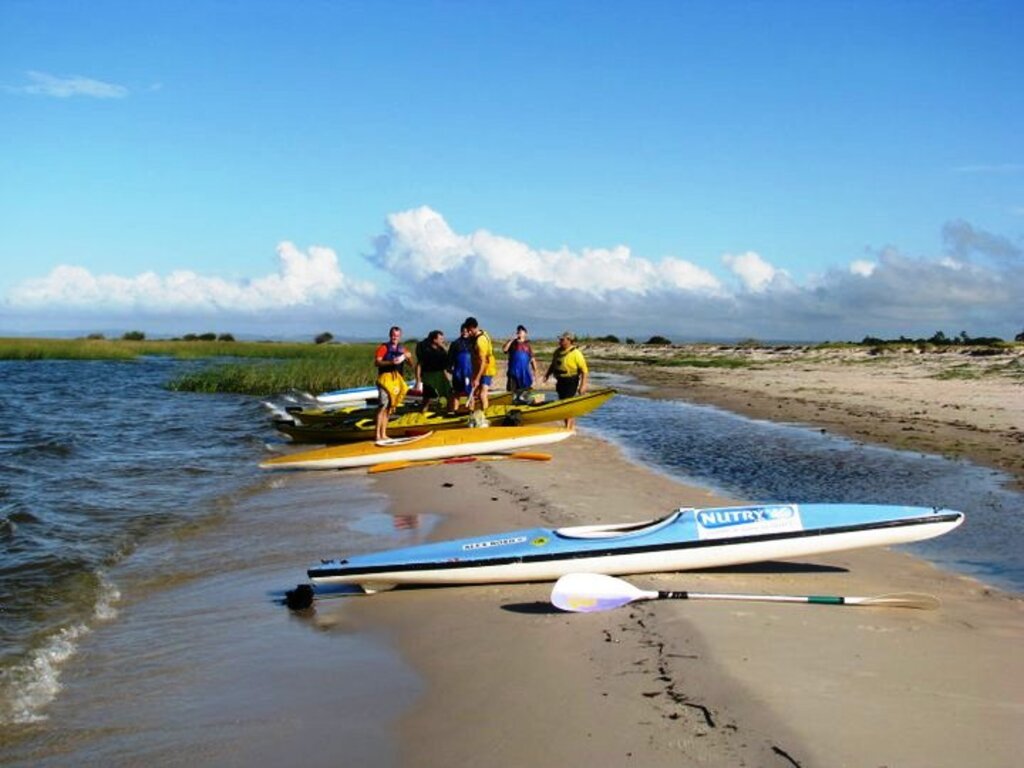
343, 346, 1023, 767
347, 433, 1023, 768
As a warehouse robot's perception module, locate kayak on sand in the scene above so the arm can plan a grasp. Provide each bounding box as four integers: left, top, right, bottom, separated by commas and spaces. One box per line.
299, 504, 964, 594
260, 425, 574, 470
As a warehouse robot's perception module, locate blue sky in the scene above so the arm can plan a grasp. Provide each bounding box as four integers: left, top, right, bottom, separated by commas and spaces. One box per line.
1, 0, 1021, 341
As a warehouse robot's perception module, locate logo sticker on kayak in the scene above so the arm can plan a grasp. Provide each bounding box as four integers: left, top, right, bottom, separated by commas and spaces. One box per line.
695, 505, 803, 540
463, 536, 528, 551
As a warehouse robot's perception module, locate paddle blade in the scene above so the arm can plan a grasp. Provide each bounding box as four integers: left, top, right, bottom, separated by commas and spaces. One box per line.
509, 452, 552, 461
551, 573, 655, 613
848, 593, 940, 610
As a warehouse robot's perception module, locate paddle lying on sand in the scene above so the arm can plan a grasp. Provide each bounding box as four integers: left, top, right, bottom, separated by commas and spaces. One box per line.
550, 573, 940, 613
368, 451, 552, 474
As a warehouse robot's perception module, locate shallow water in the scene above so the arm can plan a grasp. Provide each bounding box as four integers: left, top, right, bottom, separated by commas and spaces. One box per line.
0, 359, 431, 765
583, 378, 1024, 593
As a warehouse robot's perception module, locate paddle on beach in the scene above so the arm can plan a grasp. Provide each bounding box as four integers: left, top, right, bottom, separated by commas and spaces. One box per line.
550, 572, 940, 613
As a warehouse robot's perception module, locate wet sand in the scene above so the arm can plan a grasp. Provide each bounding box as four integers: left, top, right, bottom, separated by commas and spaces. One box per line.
358, 434, 1024, 767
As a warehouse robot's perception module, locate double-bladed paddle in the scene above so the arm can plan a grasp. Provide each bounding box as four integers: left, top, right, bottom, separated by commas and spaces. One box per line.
550, 573, 940, 613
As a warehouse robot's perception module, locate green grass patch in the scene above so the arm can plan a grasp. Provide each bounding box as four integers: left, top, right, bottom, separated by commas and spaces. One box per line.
0, 337, 369, 361
1, 337, 384, 395
931, 365, 983, 381
662, 355, 751, 369
166, 357, 377, 395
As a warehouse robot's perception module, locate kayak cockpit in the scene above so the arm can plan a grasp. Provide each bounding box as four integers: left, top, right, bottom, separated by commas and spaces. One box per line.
554, 509, 693, 540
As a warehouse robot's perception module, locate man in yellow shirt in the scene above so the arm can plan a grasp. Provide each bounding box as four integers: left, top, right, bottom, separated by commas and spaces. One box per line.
465, 316, 496, 411
543, 330, 589, 429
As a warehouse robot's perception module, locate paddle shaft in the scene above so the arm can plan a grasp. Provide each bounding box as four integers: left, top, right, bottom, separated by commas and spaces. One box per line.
659, 590, 846, 605
368, 451, 552, 474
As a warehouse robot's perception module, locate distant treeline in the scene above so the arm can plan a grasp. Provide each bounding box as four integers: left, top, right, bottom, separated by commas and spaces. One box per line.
87, 331, 238, 342
860, 330, 1017, 347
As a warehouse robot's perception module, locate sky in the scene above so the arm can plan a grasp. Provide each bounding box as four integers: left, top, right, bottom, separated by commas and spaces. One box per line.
1, 0, 1021, 342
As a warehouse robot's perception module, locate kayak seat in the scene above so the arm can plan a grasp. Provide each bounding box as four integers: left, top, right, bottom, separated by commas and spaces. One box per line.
554, 510, 684, 540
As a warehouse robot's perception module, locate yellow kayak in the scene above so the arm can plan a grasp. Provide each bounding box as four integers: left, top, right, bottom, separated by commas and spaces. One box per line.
275, 388, 615, 443
260, 425, 574, 470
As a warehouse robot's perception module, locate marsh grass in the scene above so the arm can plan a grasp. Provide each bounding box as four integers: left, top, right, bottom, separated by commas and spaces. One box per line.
166, 357, 376, 395
0, 337, 364, 361
1, 337, 380, 395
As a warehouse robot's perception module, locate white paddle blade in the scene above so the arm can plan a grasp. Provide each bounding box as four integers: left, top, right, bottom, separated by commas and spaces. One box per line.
551, 573, 656, 613
847, 593, 941, 610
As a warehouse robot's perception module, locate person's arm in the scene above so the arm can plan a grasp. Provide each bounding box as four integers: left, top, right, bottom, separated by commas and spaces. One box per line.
502, 338, 513, 353
577, 351, 589, 394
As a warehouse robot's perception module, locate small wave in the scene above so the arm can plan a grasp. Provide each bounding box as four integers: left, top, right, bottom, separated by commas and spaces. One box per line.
1, 623, 88, 724
93, 571, 121, 622
0, 571, 120, 725
8, 438, 76, 460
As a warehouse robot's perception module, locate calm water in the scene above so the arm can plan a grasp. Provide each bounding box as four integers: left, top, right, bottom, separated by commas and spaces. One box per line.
584, 376, 1024, 593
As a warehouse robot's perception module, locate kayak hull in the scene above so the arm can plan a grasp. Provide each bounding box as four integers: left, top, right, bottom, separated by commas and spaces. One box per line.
307, 504, 965, 591
261, 425, 573, 470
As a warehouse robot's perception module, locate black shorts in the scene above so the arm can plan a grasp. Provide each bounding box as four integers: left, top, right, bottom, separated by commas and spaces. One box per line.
555, 375, 580, 399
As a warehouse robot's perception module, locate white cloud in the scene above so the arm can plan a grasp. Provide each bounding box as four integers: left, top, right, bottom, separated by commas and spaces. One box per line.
8, 242, 381, 316
368, 209, 1021, 340
371, 205, 724, 301
849, 260, 876, 277
721, 250, 783, 292
5, 71, 129, 99
4, 208, 1021, 341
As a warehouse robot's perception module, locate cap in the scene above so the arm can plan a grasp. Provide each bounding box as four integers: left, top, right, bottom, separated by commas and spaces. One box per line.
559, 330, 575, 341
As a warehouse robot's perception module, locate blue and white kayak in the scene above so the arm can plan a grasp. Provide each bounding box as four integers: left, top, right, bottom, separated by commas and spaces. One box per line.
307, 504, 964, 592
314, 381, 416, 406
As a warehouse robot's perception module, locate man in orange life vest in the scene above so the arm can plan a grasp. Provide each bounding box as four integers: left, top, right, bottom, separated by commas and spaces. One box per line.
374, 325, 410, 442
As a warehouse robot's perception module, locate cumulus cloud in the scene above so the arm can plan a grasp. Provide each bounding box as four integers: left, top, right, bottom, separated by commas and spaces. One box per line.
722, 250, 787, 292
4, 71, 129, 99
849, 260, 876, 277
4, 207, 1021, 341
367, 208, 1022, 340
8, 242, 382, 319
370, 206, 724, 310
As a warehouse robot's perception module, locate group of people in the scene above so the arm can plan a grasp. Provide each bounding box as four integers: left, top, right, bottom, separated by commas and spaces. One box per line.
373, 318, 589, 441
